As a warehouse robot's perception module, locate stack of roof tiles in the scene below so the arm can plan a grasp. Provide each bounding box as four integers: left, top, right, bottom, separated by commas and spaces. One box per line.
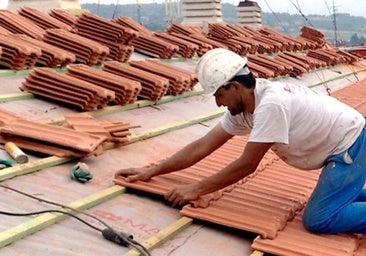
0, 33, 41, 70
0, 10, 45, 40
9, 34, 75, 68
129, 59, 198, 95
49, 8, 79, 27
300, 26, 326, 48
66, 64, 142, 105
18, 7, 74, 32
0, 119, 107, 157
102, 61, 170, 101
0, 7, 361, 81
64, 112, 139, 144
43, 29, 109, 66
74, 12, 138, 62
167, 23, 213, 56
0, 9, 78, 69
154, 32, 199, 58
20, 68, 115, 111
113, 16, 179, 59
0, 108, 140, 156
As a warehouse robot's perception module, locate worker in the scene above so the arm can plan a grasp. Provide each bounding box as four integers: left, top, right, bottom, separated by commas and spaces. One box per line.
115, 48, 366, 234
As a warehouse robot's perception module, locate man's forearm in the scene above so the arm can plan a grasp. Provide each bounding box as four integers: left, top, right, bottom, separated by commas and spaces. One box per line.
195, 157, 257, 196
151, 138, 213, 177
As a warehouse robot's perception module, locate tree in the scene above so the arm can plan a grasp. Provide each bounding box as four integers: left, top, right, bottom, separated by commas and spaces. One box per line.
350, 33, 359, 46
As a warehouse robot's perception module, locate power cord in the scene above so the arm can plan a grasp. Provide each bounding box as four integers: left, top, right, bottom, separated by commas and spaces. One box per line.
0, 184, 151, 256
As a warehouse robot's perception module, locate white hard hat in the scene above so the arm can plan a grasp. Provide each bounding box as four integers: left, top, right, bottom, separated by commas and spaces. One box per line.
195, 48, 249, 95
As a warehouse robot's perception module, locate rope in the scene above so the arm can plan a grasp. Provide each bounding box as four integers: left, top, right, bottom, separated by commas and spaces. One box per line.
289, 0, 313, 27
263, 0, 287, 32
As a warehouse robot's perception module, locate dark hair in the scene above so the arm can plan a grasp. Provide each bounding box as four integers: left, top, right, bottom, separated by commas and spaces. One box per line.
230, 72, 256, 89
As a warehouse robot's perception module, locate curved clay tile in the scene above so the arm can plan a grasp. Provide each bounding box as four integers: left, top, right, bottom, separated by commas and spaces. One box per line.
18, 7, 73, 31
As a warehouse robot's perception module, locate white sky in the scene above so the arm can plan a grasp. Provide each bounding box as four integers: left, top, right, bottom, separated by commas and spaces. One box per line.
77, 0, 366, 18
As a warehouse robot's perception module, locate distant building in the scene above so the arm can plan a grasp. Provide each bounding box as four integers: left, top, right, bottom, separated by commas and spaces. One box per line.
181, 0, 223, 27
7, 0, 81, 13
237, 0, 262, 28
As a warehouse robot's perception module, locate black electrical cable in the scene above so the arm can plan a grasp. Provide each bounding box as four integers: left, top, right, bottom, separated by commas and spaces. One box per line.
0, 184, 151, 256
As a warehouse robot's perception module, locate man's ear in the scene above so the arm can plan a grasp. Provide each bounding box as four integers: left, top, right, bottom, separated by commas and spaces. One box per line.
231, 81, 241, 91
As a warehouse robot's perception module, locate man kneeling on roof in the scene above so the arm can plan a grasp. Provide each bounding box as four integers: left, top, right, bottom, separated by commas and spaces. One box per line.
115, 48, 366, 234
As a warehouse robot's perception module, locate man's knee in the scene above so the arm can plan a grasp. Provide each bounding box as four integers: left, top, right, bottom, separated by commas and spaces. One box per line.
302, 208, 330, 233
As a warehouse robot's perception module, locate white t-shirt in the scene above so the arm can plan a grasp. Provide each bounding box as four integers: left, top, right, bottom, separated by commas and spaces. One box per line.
220, 79, 365, 170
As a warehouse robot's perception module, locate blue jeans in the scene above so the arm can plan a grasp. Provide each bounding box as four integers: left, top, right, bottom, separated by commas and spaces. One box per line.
303, 122, 366, 233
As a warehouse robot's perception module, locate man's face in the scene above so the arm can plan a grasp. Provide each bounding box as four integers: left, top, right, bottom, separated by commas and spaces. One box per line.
213, 82, 248, 115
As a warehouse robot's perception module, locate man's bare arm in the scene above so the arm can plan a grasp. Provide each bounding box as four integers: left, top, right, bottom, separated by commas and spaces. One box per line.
115, 123, 234, 181
165, 141, 273, 206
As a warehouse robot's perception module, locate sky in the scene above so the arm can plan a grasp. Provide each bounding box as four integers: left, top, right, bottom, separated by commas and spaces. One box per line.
77, 0, 366, 18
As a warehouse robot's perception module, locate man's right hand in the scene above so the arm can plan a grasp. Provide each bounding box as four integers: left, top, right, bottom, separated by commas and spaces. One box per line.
114, 166, 155, 182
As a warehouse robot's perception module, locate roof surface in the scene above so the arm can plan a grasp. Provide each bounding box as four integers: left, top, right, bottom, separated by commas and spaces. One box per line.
0, 5, 366, 256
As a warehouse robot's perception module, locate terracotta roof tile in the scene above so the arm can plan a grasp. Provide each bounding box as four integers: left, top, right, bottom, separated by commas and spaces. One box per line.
18, 6, 73, 31
66, 64, 141, 105
8, 34, 75, 68
154, 32, 199, 58
113, 16, 152, 35
64, 112, 139, 143
0, 108, 24, 126
0, 34, 41, 70
169, 32, 213, 56
20, 68, 115, 110
43, 28, 109, 65
49, 8, 79, 27
129, 59, 194, 95
0, 119, 106, 157
0, 10, 45, 40
252, 212, 359, 256
102, 61, 170, 101
131, 33, 179, 58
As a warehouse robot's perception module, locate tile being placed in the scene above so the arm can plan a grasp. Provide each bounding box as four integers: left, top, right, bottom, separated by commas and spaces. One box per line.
114, 131, 314, 239
114, 135, 250, 194
181, 159, 320, 239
